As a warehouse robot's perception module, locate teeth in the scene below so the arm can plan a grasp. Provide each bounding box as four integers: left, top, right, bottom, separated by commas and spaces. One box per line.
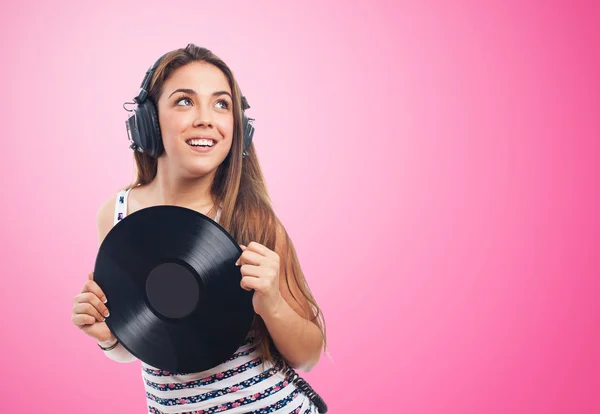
187, 139, 214, 147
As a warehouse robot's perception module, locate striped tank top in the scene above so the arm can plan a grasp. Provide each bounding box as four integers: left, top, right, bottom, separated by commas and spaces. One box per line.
113, 187, 320, 414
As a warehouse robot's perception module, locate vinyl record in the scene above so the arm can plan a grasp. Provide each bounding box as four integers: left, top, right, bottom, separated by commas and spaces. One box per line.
93, 205, 254, 373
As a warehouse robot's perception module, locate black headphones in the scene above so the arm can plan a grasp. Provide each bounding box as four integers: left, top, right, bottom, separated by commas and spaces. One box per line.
124, 49, 255, 159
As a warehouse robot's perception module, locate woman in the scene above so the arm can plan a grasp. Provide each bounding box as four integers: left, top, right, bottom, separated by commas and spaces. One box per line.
71, 44, 327, 413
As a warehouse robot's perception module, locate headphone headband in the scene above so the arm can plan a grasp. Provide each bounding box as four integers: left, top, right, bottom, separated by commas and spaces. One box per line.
134, 52, 170, 104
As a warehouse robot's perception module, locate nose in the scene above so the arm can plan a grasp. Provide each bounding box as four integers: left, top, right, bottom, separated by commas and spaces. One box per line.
192, 104, 214, 128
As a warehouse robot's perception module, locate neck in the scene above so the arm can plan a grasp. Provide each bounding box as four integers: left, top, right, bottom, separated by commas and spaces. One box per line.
149, 160, 217, 213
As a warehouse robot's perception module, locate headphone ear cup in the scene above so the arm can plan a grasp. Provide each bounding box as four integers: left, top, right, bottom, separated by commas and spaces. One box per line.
241, 113, 255, 159
126, 112, 143, 152
136, 99, 163, 158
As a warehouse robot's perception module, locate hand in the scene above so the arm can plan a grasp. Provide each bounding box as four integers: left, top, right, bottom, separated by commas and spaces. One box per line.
71, 272, 116, 345
236, 242, 284, 317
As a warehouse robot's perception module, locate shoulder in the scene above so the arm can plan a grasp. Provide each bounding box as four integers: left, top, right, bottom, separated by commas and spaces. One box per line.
95, 191, 120, 246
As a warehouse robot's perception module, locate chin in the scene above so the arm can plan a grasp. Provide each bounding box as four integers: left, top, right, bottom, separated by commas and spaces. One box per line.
180, 164, 216, 179
165, 146, 229, 176
183, 158, 226, 178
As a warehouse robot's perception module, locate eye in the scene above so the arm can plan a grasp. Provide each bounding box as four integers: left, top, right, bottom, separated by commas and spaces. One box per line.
175, 95, 193, 106
215, 99, 230, 110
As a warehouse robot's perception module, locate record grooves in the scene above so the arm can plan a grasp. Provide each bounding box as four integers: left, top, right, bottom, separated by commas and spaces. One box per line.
93, 205, 254, 373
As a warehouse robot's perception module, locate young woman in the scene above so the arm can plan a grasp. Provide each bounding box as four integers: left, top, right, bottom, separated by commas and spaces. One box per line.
71, 44, 327, 413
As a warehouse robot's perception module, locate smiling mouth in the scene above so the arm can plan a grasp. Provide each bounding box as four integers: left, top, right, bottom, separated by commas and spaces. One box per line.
186, 138, 216, 147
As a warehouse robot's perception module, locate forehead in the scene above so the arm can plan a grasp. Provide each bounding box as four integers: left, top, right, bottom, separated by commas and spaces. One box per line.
161, 62, 231, 97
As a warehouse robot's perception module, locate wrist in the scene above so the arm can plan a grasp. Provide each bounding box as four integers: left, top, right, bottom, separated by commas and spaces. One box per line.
262, 294, 287, 321
97, 337, 118, 350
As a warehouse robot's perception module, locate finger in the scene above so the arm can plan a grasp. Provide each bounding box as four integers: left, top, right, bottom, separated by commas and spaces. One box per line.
245, 241, 270, 256
240, 275, 264, 292
88, 272, 94, 281
239, 244, 247, 250
239, 264, 262, 278
235, 250, 264, 267
240, 279, 252, 291
246, 241, 279, 262
81, 279, 107, 303
71, 313, 97, 327
73, 302, 106, 323
76, 292, 110, 319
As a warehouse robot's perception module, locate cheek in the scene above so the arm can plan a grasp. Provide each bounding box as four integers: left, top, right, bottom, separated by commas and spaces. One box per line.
158, 113, 190, 145
216, 116, 235, 146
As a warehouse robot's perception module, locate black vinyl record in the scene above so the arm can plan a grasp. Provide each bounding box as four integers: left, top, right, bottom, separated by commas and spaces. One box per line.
93, 205, 254, 373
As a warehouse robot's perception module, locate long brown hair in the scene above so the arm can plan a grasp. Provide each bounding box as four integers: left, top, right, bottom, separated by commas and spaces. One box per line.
122, 44, 326, 364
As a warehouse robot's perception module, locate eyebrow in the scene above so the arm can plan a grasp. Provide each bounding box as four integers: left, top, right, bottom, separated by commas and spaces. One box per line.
168, 88, 232, 100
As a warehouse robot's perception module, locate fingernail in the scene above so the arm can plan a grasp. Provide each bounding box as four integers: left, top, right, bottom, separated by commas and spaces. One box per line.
104, 310, 110, 317
102, 297, 107, 303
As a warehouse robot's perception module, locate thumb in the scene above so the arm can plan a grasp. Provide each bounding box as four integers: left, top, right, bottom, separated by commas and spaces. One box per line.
235, 245, 246, 266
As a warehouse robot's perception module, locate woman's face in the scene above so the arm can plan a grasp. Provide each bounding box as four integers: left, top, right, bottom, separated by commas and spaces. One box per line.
156, 62, 235, 177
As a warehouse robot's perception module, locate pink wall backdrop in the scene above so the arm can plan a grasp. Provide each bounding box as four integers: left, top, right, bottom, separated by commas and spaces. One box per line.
0, 0, 598, 412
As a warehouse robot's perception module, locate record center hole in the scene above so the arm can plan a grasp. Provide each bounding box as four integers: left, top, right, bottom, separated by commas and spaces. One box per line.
145, 262, 200, 319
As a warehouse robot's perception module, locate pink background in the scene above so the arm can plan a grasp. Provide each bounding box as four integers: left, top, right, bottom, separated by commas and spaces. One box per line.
1, 0, 598, 412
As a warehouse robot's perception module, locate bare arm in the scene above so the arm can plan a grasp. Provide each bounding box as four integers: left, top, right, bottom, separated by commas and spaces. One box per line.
262, 224, 323, 372
262, 295, 323, 372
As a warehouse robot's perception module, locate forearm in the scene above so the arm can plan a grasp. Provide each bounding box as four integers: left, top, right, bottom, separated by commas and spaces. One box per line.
262, 298, 323, 372
98, 339, 138, 363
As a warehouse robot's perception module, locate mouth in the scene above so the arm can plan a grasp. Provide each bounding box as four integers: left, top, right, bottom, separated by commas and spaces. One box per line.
185, 138, 216, 148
